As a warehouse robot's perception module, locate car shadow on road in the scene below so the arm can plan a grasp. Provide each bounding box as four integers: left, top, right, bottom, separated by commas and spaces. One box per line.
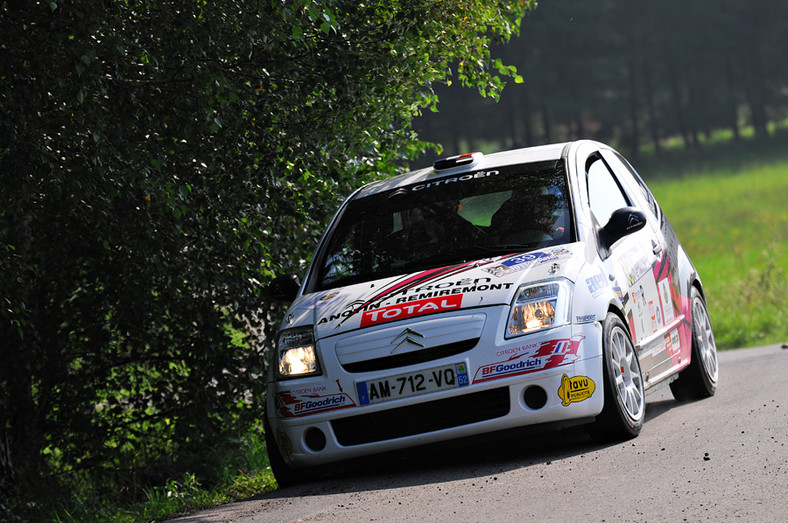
236, 395, 685, 505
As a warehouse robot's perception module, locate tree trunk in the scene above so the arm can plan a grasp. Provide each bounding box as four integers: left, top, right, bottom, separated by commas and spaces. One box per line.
505, 89, 519, 149
521, 91, 534, 146
642, 59, 661, 156
724, 56, 741, 142
668, 73, 691, 149
745, 58, 768, 141
626, 57, 640, 156
0, 424, 14, 496
541, 103, 552, 144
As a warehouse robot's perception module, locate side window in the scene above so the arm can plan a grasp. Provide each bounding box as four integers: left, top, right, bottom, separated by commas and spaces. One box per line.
601, 150, 659, 219
586, 156, 630, 225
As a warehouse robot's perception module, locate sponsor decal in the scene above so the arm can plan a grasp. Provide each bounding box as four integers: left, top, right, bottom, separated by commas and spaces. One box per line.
648, 299, 660, 333
318, 291, 340, 302
658, 277, 675, 324
360, 294, 463, 327
483, 247, 573, 277
557, 374, 596, 406
586, 269, 608, 298
316, 278, 514, 327
663, 333, 673, 354
473, 334, 585, 383
276, 387, 357, 418
317, 261, 513, 328
626, 310, 636, 340
390, 281, 512, 304
620, 243, 652, 286
495, 342, 540, 359
669, 327, 680, 352
576, 314, 595, 323
612, 285, 628, 306
410, 170, 500, 191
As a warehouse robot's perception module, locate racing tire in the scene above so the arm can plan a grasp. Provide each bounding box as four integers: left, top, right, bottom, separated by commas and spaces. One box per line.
263, 416, 305, 488
669, 287, 718, 402
588, 313, 645, 442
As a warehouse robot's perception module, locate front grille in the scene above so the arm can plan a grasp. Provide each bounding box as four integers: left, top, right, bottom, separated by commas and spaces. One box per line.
331, 387, 510, 446
342, 338, 479, 373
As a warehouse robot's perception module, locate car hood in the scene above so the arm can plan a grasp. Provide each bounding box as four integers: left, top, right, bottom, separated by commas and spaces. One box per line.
283, 244, 588, 340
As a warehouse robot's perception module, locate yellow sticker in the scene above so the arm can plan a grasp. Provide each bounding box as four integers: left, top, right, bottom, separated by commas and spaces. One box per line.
558, 374, 596, 406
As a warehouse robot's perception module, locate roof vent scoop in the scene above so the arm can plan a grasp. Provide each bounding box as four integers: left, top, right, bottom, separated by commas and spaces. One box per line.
433, 152, 483, 171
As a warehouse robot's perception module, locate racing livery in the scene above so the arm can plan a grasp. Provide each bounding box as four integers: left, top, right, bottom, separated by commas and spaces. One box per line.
264, 141, 719, 486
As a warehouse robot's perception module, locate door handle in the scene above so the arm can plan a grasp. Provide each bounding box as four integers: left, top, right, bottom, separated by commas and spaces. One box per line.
652, 240, 663, 255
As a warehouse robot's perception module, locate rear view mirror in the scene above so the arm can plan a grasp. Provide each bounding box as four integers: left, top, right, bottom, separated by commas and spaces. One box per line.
268, 274, 301, 302
599, 207, 647, 258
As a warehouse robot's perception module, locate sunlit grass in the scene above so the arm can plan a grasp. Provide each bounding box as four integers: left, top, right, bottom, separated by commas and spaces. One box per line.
647, 160, 788, 349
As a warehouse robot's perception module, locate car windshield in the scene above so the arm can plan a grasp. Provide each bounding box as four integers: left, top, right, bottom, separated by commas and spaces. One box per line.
312, 160, 572, 291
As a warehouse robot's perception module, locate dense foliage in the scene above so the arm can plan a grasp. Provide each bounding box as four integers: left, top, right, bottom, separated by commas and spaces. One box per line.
417, 0, 788, 158
0, 0, 531, 517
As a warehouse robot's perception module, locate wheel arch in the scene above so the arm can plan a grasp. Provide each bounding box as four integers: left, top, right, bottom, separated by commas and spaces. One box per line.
692, 278, 705, 302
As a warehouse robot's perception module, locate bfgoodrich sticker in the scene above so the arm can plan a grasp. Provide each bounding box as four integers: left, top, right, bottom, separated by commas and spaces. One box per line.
473, 335, 585, 383
276, 390, 356, 417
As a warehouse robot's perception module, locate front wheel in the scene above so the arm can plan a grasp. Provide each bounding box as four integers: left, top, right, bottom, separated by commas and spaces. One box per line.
263, 416, 305, 488
588, 313, 645, 442
670, 287, 718, 401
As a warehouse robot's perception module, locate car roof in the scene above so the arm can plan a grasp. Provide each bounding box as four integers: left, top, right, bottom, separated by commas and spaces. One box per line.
355, 142, 572, 199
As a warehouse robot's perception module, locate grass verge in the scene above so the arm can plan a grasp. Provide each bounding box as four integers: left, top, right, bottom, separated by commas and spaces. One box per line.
41, 425, 277, 523
645, 150, 788, 349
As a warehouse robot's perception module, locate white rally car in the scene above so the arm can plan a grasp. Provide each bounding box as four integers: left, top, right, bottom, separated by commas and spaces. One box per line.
264, 140, 718, 486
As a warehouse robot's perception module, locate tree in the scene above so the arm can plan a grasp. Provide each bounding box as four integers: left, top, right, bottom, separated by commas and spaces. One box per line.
0, 0, 532, 514
414, 0, 788, 157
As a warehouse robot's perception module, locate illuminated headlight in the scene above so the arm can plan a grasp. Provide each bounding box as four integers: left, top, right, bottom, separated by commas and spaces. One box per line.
276, 327, 320, 379
506, 280, 571, 338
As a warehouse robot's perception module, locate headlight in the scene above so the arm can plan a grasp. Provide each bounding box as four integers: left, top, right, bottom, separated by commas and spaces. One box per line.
276, 327, 320, 379
506, 280, 571, 338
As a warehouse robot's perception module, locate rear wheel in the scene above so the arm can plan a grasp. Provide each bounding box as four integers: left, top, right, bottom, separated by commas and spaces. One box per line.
670, 287, 718, 401
263, 416, 304, 488
588, 313, 645, 442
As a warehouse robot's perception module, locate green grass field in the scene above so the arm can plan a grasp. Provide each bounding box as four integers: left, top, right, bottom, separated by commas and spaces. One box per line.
644, 155, 788, 349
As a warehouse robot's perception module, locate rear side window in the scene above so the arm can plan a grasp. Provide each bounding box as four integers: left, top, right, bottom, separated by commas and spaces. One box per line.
586, 155, 630, 225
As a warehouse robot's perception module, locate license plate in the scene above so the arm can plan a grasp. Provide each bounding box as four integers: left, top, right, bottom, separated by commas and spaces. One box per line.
356, 363, 469, 406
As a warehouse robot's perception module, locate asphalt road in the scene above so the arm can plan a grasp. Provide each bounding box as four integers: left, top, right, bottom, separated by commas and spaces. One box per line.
173, 344, 788, 522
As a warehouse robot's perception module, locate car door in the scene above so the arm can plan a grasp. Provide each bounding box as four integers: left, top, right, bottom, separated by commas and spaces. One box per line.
584, 151, 677, 387
599, 150, 690, 384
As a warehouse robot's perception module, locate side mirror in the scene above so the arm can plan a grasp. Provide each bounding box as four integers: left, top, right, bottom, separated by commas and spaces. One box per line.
598, 207, 647, 258
268, 274, 301, 302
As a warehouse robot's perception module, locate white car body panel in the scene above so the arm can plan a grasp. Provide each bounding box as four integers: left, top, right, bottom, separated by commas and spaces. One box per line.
265, 140, 704, 470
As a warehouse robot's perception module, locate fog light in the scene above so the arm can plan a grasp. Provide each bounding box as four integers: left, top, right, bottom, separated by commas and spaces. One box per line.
304, 427, 327, 452
524, 386, 548, 410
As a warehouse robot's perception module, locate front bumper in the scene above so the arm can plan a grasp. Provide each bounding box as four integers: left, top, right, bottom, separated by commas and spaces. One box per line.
266, 312, 604, 469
